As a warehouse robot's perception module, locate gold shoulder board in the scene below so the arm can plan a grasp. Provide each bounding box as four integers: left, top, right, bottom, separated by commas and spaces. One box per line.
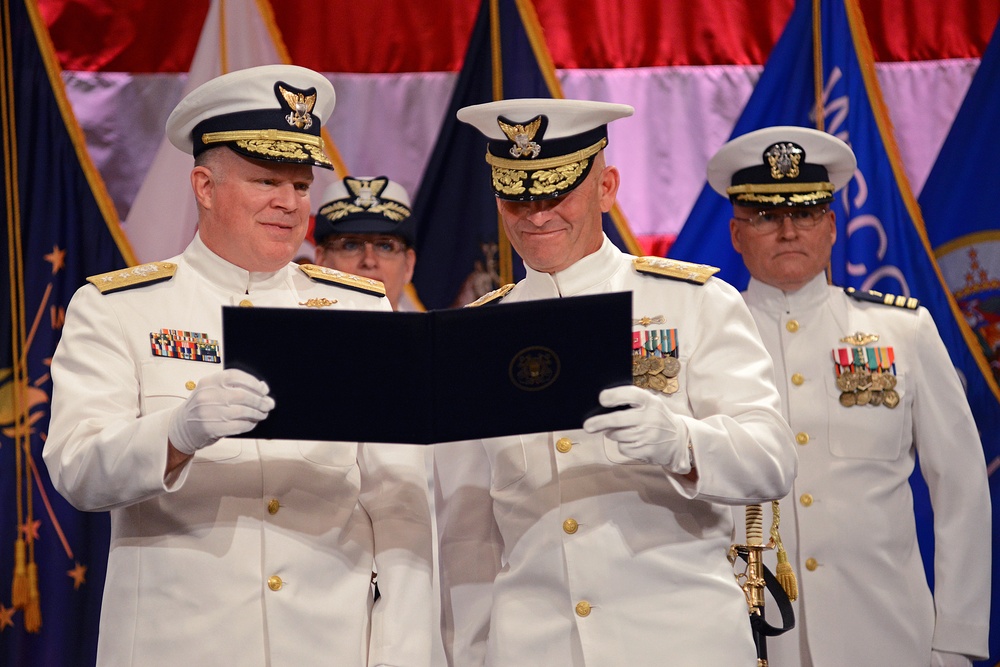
844, 287, 919, 310
632, 257, 720, 285
299, 264, 386, 298
86, 262, 177, 294
465, 284, 515, 307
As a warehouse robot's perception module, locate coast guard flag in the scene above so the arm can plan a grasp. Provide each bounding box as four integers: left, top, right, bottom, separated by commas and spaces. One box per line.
410, 0, 639, 310
1, 0, 131, 663
670, 0, 1000, 662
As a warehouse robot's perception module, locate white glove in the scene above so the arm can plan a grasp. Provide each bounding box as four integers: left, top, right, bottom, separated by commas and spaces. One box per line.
582, 384, 691, 473
167, 368, 275, 455
930, 651, 972, 667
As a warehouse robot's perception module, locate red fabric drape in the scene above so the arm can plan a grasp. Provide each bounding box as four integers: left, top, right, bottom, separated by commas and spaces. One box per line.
41, 0, 1000, 73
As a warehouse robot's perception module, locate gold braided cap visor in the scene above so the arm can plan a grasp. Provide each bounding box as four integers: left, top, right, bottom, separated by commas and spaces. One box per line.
726, 180, 834, 196
486, 138, 607, 199
727, 180, 834, 206
201, 129, 332, 167
486, 137, 606, 171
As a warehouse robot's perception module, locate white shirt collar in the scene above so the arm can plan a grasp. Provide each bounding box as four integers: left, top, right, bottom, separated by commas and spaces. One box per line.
745, 271, 830, 313
184, 233, 289, 294
522, 235, 624, 297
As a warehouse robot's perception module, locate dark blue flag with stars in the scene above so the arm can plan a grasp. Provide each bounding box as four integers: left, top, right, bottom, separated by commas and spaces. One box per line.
918, 19, 1000, 664
410, 0, 639, 310
1, 0, 133, 664
669, 0, 1000, 662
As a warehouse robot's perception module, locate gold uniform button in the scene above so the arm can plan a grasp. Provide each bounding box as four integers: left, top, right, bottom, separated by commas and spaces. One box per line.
791, 373, 805, 386
267, 575, 282, 591
239, 299, 254, 307
575, 601, 592, 617
563, 518, 579, 534
556, 437, 573, 453
795, 432, 809, 445
184, 380, 196, 391
805, 558, 818, 572
786, 320, 800, 333
267, 499, 280, 515
799, 493, 814, 507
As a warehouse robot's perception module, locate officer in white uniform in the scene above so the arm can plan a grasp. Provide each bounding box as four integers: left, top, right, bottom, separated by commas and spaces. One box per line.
313, 175, 447, 664
433, 98, 798, 666
313, 176, 418, 311
44, 65, 433, 667
714, 126, 991, 667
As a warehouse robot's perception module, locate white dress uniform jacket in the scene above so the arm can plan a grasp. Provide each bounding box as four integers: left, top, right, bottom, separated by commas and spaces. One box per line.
741, 273, 991, 666
435, 237, 797, 666
44, 236, 434, 667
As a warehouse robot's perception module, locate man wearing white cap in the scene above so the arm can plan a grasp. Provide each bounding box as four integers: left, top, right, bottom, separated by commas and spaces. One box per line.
433, 98, 797, 666
713, 125, 990, 667
44, 65, 433, 666
314, 176, 418, 311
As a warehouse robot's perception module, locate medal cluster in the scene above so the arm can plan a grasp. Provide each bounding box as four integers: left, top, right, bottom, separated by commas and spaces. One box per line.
632, 325, 680, 395
835, 368, 899, 408
833, 345, 899, 409
632, 354, 680, 394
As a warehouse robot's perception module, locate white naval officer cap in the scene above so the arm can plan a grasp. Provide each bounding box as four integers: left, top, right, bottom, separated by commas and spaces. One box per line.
313, 176, 415, 246
457, 98, 634, 201
165, 64, 336, 169
707, 126, 856, 208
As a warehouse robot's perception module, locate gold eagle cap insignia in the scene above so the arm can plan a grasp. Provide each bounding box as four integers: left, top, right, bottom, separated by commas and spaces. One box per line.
278, 85, 317, 130
764, 142, 803, 179
498, 116, 543, 159
345, 177, 389, 208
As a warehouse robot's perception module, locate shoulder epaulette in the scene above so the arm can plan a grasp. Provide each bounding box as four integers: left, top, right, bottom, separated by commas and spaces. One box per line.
299, 264, 386, 298
632, 257, 719, 285
844, 287, 919, 310
465, 284, 515, 307
87, 262, 176, 294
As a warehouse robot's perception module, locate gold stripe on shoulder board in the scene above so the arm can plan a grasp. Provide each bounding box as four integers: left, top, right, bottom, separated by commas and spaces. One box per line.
633, 257, 720, 285
299, 264, 386, 298
465, 284, 515, 307
844, 287, 919, 310
87, 262, 177, 294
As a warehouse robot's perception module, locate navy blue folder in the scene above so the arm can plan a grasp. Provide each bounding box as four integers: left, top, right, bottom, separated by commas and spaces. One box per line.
222, 291, 632, 443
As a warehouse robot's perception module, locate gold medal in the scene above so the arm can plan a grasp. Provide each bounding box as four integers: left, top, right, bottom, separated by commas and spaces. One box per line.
836, 374, 853, 392
662, 376, 679, 395
856, 369, 872, 391
633, 357, 652, 375
633, 374, 650, 389
647, 357, 666, 375
869, 390, 884, 406
662, 356, 680, 378
648, 373, 668, 391
839, 391, 856, 407
883, 389, 900, 408
855, 388, 872, 406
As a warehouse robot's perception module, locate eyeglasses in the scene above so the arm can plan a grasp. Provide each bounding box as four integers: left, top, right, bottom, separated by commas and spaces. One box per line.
733, 208, 830, 234
322, 236, 408, 257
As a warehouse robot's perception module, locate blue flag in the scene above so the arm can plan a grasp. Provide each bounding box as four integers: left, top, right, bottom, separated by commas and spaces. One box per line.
411, 0, 639, 310
670, 0, 1000, 662
919, 21, 1000, 663
1, 0, 133, 663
